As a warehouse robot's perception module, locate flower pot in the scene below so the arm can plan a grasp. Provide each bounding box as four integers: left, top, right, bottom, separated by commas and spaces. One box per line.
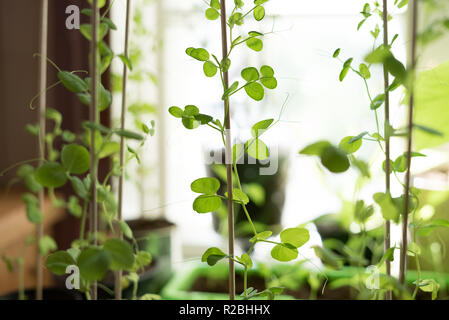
208, 150, 288, 250
161, 262, 295, 300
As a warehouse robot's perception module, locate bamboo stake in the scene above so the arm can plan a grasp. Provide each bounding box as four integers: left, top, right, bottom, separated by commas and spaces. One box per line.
399, 0, 418, 285
115, 0, 132, 300
36, 0, 48, 301
219, 0, 235, 300
89, 0, 99, 300
382, 0, 392, 301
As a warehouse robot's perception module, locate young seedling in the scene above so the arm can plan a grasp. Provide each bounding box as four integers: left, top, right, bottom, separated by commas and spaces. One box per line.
169, 0, 309, 300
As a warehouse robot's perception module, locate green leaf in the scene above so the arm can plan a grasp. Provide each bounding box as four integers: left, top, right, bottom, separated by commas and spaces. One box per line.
132, 251, 152, 272
119, 221, 133, 239
58, 71, 88, 93
320, 146, 350, 173
299, 140, 331, 156
251, 119, 273, 138
184, 105, 200, 116
46, 251, 76, 275
339, 136, 362, 154
35, 162, 68, 188
114, 129, 144, 140
69, 176, 88, 200
339, 66, 350, 82
186, 47, 210, 61
87, 0, 107, 8
79, 22, 109, 42
191, 177, 220, 194
371, 94, 386, 110
417, 279, 439, 300
260, 65, 274, 77
229, 189, 249, 205
118, 54, 133, 71
222, 81, 239, 99
194, 113, 214, 125
373, 192, 399, 222
201, 247, 227, 266
359, 63, 371, 79
254, 6, 265, 21
67, 196, 82, 217
98, 141, 120, 159
246, 37, 263, 52
38, 236, 57, 255
210, 0, 221, 10
168, 106, 183, 118
246, 138, 269, 160
271, 243, 298, 262
193, 195, 222, 213
239, 253, 253, 268
245, 82, 265, 101
22, 193, 42, 223
312, 246, 343, 269
61, 144, 90, 174
414, 124, 443, 137
280, 228, 310, 248
241, 67, 260, 81
205, 8, 220, 20
203, 61, 218, 77
260, 77, 277, 89
103, 239, 135, 271
250, 231, 272, 243
78, 247, 111, 282
332, 48, 341, 58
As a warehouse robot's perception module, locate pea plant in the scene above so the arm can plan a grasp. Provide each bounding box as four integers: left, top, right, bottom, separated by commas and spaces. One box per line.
5, 0, 156, 300
168, 0, 309, 300
300, 0, 447, 299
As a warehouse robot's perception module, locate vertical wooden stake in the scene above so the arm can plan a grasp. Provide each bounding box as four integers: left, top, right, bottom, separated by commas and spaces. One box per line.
382, 0, 392, 301
219, 0, 235, 300
90, 0, 99, 300
399, 0, 418, 286
36, 0, 48, 301
115, 0, 132, 300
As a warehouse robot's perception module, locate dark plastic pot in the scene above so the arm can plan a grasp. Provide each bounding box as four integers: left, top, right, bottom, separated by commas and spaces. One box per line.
208, 150, 288, 250
0, 288, 83, 300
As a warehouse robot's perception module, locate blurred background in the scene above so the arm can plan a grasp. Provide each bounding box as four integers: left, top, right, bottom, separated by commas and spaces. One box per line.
1, 0, 449, 297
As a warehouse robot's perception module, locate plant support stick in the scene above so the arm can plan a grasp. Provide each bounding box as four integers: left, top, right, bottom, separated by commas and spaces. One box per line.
115, 0, 132, 300
36, 0, 48, 301
89, 0, 99, 300
219, 0, 235, 300
399, 0, 418, 285
382, 0, 392, 300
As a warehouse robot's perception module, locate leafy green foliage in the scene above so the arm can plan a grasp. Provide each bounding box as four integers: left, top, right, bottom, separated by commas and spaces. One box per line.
46, 251, 76, 275
35, 162, 68, 188
61, 144, 90, 174
201, 247, 227, 266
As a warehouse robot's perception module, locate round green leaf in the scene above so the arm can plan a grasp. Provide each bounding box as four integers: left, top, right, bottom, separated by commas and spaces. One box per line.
260, 77, 278, 89
61, 144, 90, 174
186, 47, 210, 61
184, 105, 200, 116
250, 231, 273, 243
338, 136, 362, 154
191, 177, 220, 194
210, 0, 221, 10
203, 61, 218, 77
169, 106, 183, 118
299, 140, 332, 156
280, 228, 310, 248
271, 244, 298, 262
320, 146, 350, 173
241, 67, 260, 82
182, 116, 200, 130
78, 247, 111, 282
254, 5, 265, 21
35, 162, 68, 188
205, 8, 219, 20
201, 247, 227, 266
103, 239, 135, 271
46, 251, 76, 276
244, 82, 265, 101
260, 65, 274, 77
193, 195, 222, 213
246, 38, 263, 52
359, 63, 371, 79
246, 138, 269, 160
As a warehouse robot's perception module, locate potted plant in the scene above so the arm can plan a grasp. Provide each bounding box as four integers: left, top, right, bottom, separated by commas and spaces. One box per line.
168, 0, 311, 300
